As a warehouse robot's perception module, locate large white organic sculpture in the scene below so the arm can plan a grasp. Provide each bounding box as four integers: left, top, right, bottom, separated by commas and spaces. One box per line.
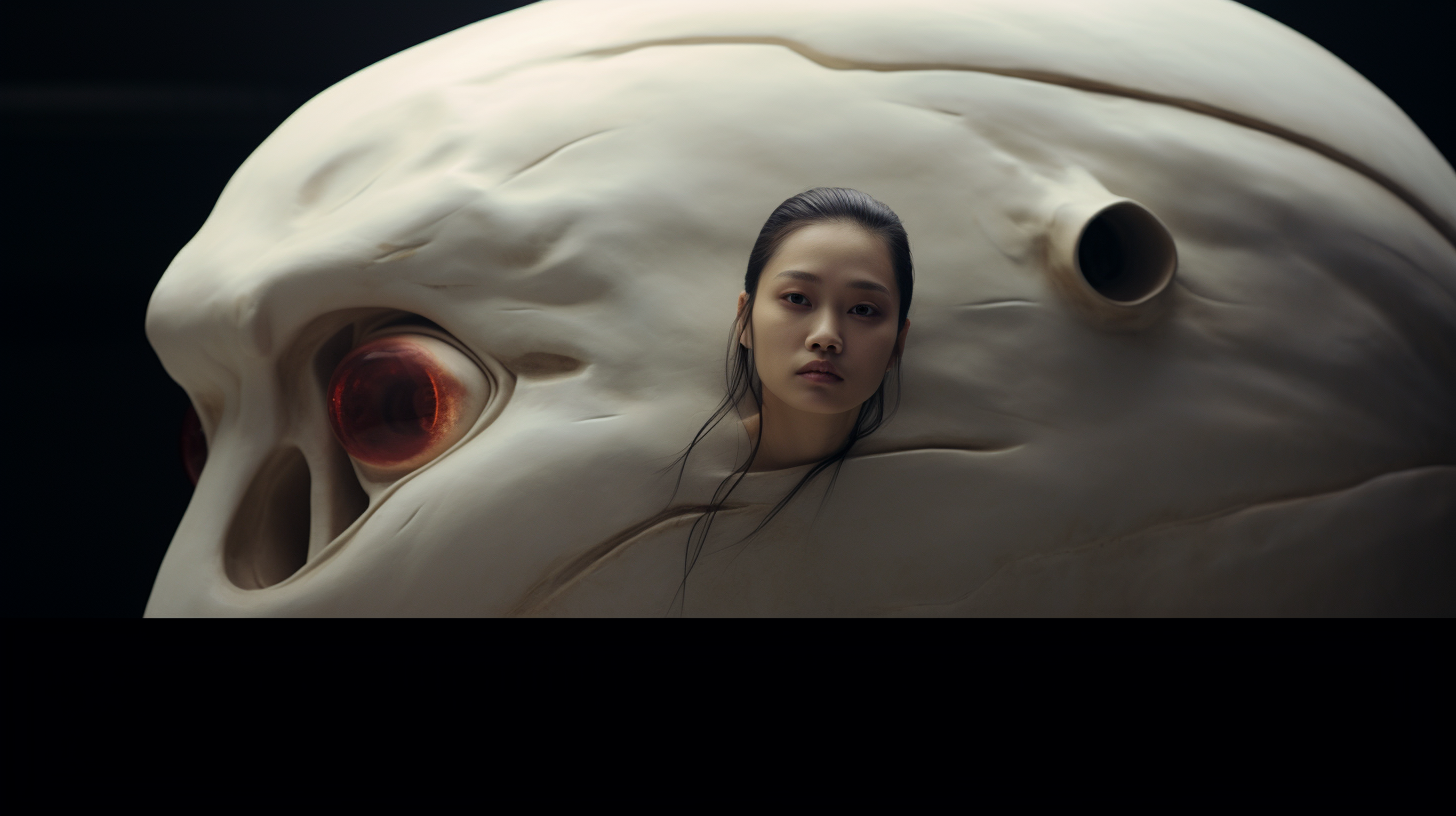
145, 0, 1456, 616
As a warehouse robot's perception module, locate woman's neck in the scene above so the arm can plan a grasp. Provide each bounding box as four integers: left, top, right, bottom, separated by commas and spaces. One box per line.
743, 388, 857, 472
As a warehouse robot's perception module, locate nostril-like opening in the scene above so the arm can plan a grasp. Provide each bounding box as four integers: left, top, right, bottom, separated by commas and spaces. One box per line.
225, 448, 311, 590
1075, 201, 1177, 305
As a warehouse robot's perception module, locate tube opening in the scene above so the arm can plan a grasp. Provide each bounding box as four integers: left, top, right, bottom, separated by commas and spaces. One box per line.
1076, 201, 1176, 305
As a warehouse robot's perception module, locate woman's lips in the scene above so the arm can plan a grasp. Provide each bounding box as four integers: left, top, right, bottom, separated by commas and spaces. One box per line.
797, 361, 842, 383
798, 371, 842, 383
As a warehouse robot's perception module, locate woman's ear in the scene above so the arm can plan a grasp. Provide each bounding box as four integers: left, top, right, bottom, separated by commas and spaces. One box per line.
888, 318, 910, 369
736, 291, 753, 349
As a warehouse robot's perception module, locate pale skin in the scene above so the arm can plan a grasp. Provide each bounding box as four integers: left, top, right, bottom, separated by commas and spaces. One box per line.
737, 221, 911, 471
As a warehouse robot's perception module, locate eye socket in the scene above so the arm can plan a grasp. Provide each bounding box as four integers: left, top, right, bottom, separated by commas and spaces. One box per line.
326, 332, 489, 478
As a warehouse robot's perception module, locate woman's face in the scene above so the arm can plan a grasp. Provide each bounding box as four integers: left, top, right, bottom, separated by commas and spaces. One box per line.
740, 221, 908, 416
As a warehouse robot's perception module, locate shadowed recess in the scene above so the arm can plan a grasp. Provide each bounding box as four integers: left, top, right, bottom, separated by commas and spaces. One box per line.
224, 448, 311, 589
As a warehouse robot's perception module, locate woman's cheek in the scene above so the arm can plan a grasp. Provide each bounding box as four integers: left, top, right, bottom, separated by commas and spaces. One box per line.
763, 313, 800, 358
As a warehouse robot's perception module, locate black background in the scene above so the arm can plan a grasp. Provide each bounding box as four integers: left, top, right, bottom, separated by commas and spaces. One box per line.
3, 1, 1449, 617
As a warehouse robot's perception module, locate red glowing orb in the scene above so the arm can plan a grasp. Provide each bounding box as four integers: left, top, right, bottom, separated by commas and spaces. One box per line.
328, 337, 447, 467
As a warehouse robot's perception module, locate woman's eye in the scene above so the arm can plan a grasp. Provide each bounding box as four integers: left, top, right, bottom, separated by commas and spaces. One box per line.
850, 304, 878, 316
785, 293, 810, 306
327, 333, 489, 477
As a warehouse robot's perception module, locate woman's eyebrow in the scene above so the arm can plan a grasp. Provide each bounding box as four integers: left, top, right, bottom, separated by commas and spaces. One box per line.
775, 269, 891, 295
775, 270, 821, 284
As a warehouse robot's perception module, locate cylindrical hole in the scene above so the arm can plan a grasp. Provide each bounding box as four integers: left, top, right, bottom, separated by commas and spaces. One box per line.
224, 448, 311, 589
1075, 201, 1177, 305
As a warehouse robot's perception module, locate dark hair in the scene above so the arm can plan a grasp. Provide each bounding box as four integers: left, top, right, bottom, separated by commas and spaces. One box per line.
667, 187, 914, 607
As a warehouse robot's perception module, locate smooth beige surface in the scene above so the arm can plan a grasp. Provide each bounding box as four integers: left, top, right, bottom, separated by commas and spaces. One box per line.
145, 0, 1456, 616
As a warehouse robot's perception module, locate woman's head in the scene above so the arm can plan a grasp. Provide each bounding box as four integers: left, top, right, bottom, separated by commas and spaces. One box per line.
735, 187, 914, 421
670, 187, 913, 600
738, 221, 909, 417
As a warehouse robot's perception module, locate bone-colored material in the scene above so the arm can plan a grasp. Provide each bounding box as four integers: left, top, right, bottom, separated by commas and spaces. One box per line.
145, 0, 1456, 616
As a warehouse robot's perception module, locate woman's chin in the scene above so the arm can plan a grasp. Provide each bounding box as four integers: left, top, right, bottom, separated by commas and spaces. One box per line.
783, 392, 863, 416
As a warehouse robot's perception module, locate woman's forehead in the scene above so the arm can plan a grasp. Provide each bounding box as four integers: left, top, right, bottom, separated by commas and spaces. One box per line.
765, 223, 896, 288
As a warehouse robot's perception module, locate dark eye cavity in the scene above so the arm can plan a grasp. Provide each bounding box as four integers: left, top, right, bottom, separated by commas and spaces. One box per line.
327, 333, 489, 477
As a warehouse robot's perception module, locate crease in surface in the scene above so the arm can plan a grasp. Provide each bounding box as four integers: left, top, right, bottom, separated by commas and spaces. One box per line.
511, 503, 756, 615
501, 128, 616, 184
904, 462, 1456, 613
956, 299, 1040, 309
578, 36, 1455, 248
851, 443, 1024, 460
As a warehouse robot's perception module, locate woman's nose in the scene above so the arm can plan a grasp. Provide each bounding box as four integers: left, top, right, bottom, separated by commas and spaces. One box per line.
806, 317, 843, 353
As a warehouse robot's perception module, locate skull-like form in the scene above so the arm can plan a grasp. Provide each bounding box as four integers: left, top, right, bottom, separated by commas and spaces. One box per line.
146, 0, 1456, 616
